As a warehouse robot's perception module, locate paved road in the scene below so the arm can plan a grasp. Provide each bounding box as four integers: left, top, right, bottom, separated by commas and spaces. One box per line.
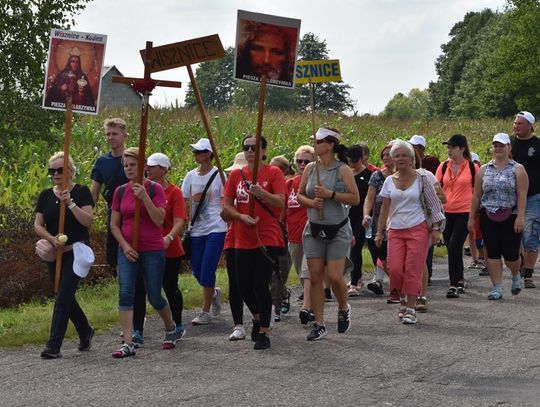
2, 256, 540, 407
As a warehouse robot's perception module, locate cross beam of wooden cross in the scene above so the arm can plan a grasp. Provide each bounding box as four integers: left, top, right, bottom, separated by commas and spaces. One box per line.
111, 41, 181, 251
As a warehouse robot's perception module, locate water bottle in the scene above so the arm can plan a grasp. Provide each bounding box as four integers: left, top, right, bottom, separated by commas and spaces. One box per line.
365, 216, 373, 239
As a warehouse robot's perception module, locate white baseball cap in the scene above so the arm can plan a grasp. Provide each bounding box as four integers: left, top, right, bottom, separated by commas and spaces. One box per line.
492, 133, 511, 145
471, 152, 480, 163
516, 111, 535, 125
73, 242, 95, 278
147, 152, 171, 169
190, 138, 213, 152
409, 135, 426, 147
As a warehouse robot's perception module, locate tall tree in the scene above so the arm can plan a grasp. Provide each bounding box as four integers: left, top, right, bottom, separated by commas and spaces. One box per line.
0, 0, 92, 140
382, 88, 431, 119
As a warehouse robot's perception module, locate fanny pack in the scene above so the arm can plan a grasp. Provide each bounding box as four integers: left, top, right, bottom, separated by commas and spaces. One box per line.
310, 218, 348, 240
485, 208, 513, 223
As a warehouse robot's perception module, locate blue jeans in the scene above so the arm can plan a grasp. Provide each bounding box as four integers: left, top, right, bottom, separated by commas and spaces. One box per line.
117, 249, 167, 311
190, 232, 225, 288
523, 194, 540, 251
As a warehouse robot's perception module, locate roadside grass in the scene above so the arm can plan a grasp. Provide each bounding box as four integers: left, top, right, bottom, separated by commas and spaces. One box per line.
0, 246, 447, 348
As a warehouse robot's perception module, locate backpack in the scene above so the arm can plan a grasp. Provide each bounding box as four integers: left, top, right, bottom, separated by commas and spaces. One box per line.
440, 160, 475, 189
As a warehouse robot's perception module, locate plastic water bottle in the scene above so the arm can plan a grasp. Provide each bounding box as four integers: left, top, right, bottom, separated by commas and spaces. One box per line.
365, 216, 373, 239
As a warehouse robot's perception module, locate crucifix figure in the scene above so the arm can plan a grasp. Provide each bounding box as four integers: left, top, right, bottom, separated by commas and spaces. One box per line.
112, 41, 182, 250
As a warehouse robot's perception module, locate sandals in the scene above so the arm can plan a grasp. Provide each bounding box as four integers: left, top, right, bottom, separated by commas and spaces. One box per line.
398, 305, 407, 320
457, 281, 467, 294
511, 277, 522, 296
446, 287, 459, 298
524, 278, 536, 289
487, 289, 503, 300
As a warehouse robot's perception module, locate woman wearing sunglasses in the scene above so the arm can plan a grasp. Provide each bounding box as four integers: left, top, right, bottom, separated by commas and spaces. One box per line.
297, 128, 359, 341
34, 152, 95, 359
223, 134, 286, 350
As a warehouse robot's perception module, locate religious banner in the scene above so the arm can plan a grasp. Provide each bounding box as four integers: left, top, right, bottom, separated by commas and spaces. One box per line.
233, 10, 301, 89
295, 59, 342, 84
42, 29, 107, 115
139, 34, 225, 73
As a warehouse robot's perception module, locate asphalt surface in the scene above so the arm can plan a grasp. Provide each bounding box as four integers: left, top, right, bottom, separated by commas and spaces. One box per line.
2, 256, 540, 407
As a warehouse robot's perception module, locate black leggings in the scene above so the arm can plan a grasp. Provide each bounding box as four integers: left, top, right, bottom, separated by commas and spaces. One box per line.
133, 256, 184, 332
480, 211, 521, 261
443, 212, 470, 286
350, 223, 366, 286
225, 249, 244, 326
235, 247, 280, 329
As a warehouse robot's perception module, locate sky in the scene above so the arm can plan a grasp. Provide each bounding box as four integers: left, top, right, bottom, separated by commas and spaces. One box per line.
73, 0, 507, 115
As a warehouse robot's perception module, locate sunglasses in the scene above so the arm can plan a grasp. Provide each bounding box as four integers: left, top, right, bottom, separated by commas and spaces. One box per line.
243, 145, 257, 152
296, 159, 311, 165
316, 138, 329, 144
47, 167, 64, 175
192, 150, 209, 154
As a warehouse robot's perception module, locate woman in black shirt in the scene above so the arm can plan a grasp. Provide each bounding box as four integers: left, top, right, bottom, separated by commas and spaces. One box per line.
34, 152, 94, 359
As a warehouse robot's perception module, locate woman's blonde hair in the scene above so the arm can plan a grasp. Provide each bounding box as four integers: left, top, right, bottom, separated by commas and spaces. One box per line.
294, 145, 315, 160
48, 152, 76, 174
122, 147, 140, 163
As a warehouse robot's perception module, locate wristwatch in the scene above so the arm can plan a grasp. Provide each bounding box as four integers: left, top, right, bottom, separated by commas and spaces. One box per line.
166, 235, 174, 242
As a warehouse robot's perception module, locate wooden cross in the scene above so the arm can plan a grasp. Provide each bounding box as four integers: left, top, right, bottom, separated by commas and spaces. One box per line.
112, 41, 182, 251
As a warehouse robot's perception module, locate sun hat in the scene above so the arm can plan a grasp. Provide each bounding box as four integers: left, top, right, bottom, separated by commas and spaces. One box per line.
225, 152, 248, 172
190, 138, 213, 152
73, 242, 95, 278
147, 153, 171, 169
409, 135, 426, 147
313, 128, 341, 140
492, 133, 511, 145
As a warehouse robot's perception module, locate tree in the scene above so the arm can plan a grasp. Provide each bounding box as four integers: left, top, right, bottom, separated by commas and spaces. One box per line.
187, 32, 354, 113
382, 89, 431, 119
184, 47, 236, 110
0, 0, 92, 140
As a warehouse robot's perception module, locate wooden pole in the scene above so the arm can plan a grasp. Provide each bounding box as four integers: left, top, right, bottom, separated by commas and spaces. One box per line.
248, 75, 267, 217
186, 64, 226, 186
309, 80, 324, 220
54, 96, 73, 293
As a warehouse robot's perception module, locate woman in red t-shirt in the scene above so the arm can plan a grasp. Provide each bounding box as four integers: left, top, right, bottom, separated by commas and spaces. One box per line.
131, 152, 189, 346
223, 134, 286, 350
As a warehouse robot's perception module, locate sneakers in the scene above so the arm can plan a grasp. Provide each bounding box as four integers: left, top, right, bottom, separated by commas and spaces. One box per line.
163, 328, 180, 350
524, 278, 536, 289
229, 325, 246, 341
416, 297, 428, 313
347, 285, 361, 297
40, 347, 61, 359
488, 288, 503, 300
112, 343, 136, 358
299, 309, 315, 325
478, 267, 489, 276
324, 288, 334, 302
132, 329, 144, 348
387, 289, 400, 303
78, 326, 95, 351
402, 308, 417, 324
251, 319, 261, 342
306, 323, 327, 341
253, 332, 271, 350
367, 280, 384, 295
511, 276, 522, 295
175, 323, 186, 340
337, 304, 351, 333
211, 288, 222, 316
192, 311, 211, 325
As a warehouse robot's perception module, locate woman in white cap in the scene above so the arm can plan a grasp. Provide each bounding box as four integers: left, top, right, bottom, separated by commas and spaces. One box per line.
110, 147, 180, 358
131, 152, 189, 346
468, 133, 528, 300
297, 127, 359, 341
34, 152, 94, 359
181, 138, 227, 325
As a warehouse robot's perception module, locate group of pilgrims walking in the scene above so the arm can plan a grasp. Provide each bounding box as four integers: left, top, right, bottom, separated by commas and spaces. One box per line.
34, 111, 540, 358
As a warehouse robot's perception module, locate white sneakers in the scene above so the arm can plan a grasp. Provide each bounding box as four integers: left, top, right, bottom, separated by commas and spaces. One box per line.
228, 325, 246, 341
211, 287, 222, 317
191, 311, 211, 325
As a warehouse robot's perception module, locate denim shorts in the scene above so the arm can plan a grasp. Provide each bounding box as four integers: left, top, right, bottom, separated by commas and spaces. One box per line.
523, 194, 540, 251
